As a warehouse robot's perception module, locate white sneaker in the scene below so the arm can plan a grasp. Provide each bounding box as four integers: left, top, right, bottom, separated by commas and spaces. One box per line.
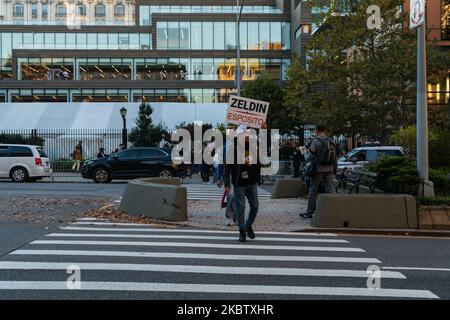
225, 218, 233, 226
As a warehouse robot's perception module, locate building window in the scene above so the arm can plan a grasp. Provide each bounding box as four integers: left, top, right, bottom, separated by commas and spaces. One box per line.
31, 3, 38, 19
95, 4, 106, 17
42, 4, 48, 19
13, 3, 24, 17
442, 0, 450, 40
55, 4, 66, 17
115, 4, 125, 17
78, 4, 87, 16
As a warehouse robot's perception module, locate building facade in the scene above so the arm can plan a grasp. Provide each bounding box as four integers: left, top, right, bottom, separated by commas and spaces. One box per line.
0, 0, 291, 103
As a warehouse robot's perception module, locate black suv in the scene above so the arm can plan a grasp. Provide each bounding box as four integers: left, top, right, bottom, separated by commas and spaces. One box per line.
81, 147, 182, 183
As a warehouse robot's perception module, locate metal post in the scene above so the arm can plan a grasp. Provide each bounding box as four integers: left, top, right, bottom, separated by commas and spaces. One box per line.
236, 0, 245, 96
416, 23, 429, 182
122, 117, 127, 147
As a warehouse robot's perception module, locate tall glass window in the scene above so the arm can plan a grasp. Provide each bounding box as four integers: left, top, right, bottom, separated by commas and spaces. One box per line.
214, 22, 225, 50
282, 22, 291, 50
442, 0, 450, 40
179, 22, 190, 50
239, 22, 247, 50
248, 22, 259, 50
203, 22, 214, 50
191, 22, 202, 50
225, 22, 236, 50
270, 22, 282, 50
157, 22, 168, 49
168, 22, 180, 49
260, 22, 271, 50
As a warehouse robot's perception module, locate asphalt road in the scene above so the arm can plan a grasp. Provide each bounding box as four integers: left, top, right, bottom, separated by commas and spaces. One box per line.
0, 181, 127, 198
0, 219, 448, 300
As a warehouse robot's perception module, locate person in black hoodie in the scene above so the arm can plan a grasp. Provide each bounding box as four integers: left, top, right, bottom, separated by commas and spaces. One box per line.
224, 127, 262, 242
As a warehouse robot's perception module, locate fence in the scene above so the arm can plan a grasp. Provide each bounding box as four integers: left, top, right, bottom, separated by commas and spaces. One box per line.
0, 129, 123, 173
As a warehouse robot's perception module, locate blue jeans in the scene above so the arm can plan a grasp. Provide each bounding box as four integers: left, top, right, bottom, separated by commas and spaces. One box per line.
233, 184, 259, 231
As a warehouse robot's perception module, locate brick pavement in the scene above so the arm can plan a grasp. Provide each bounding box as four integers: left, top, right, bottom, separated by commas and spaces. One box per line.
186, 198, 311, 231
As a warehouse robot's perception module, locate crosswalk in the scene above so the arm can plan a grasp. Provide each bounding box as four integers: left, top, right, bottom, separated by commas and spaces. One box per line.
0, 218, 439, 299
184, 184, 271, 201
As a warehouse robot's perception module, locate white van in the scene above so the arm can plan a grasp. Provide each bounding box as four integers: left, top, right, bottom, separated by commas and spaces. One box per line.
0, 144, 52, 182
338, 146, 405, 171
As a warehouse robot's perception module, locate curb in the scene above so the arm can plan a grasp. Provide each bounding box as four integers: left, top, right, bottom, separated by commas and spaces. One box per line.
295, 227, 450, 238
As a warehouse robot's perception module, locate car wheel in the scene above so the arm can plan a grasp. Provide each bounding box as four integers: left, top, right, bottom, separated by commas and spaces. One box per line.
10, 167, 28, 183
158, 168, 173, 178
93, 167, 111, 183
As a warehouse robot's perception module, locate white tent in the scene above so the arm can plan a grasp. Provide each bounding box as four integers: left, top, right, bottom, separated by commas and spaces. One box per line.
0, 102, 228, 130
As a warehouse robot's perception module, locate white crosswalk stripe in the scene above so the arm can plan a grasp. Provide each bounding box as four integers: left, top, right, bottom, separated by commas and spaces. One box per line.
184, 184, 271, 201
0, 218, 439, 299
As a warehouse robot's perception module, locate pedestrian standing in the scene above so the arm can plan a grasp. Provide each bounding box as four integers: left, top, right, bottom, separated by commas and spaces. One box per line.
71, 145, 82, 172
97, 147, 106, 158
299, 125, 337, 219
224, 126, 263, 242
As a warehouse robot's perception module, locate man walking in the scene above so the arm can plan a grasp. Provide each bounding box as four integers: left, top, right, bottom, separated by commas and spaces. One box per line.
300, 125, 337, 219
224, 128, 261, 242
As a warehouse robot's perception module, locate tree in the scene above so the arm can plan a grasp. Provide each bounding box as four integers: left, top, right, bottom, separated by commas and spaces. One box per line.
128, 102, 168, 147
285, 0, 450, 142
241, 74, 297, 132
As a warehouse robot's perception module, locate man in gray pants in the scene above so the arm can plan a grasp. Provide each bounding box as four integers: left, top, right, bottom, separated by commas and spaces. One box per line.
300, 125, 336, 219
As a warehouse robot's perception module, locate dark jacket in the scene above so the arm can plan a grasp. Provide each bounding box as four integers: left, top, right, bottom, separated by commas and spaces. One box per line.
223, 142, 261, 187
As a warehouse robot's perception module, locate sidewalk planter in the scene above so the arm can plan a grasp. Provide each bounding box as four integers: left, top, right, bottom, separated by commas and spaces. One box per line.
271, 178, 307, 199
119, 178, 187, 221
419, 206, 450, 230
313, 194, 417, 229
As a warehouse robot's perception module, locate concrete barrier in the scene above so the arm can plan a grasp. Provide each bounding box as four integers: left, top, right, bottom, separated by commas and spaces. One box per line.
312, 194, 418, 229
119, 177, 187, 221
271, 178, 307, 199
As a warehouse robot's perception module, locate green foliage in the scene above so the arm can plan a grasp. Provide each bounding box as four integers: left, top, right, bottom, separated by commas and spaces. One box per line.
285, 0, 450, 140
128, 103, 169, 147
417, 196, 450, 207
430, 169, 450, 196
0, 134, 44, 146
368, 156, 422, 195
390, 126, 450, 169
241, 73, 296, 132
175, 122, 214, 141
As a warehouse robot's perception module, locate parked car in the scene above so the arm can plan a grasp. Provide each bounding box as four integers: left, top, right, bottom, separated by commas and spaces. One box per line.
0, 144, 52, 182
81, 147, 183, 183
338, 146, 405, 171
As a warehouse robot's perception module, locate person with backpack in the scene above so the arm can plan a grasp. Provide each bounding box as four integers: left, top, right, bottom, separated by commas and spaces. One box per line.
299, 125, 337, 219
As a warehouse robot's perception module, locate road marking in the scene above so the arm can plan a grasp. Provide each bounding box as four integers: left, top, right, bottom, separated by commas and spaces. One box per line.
46, 233, 348, 243
0, 261, 405, 278
0, 281, 438, 298
30, 240, 364, 252
10, 250, 381, 264
383, 267, 450, 272
65, 225, 337, 237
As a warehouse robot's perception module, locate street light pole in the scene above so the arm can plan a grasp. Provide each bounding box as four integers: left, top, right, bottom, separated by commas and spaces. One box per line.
416, 18, 433, 196
120, 107, 128, 148
236, 0, 245, 96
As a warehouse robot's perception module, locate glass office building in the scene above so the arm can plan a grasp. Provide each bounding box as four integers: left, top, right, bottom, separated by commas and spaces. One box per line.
0, 0, 292, 103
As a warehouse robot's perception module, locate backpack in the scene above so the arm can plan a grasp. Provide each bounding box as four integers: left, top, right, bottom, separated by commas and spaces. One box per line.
318, 137, 337, 166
